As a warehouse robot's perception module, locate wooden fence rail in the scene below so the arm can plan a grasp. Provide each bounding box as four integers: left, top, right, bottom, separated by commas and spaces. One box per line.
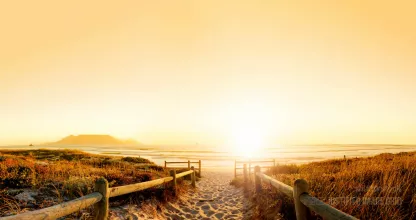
255, 172, 293, 197
1, 192, 103, 220
247, 165, 358, 220
234, 159, 275, 178
175, 170, 194, 179
109, 177, 174, 198
165, 160, 202, 177
1, 167, 197, 220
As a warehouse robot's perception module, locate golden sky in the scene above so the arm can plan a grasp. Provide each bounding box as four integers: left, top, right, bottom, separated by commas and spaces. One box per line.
1, 0, 416, 145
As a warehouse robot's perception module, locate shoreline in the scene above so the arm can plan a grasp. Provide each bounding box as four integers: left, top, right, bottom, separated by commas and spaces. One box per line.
2, 144, 416, 168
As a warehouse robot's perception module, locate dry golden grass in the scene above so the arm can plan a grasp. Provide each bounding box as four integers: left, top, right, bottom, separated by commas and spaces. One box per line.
0, 149, 186, 218
242, 151, 416, 220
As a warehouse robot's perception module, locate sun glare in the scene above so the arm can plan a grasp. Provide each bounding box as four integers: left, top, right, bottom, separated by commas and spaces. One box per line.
226, 100, 272, 158
231, 127, 265, 158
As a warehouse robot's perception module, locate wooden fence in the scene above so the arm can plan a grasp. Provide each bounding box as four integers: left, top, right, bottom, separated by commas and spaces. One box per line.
243, 165, 358, 220
234, 159, 275, 178
165, 160, 201, 177
1, 167, 197, 220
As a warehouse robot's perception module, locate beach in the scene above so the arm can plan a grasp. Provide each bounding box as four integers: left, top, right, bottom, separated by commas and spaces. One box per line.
110, 171, 249, 220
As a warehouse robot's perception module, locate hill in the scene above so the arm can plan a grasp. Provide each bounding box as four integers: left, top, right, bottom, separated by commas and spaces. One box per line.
0, 149, 183, 218
51, 134, 141, 146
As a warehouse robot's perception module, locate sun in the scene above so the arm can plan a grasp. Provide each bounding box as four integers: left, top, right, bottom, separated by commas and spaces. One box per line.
225, 99, 274, 158
230, 127, 265, 158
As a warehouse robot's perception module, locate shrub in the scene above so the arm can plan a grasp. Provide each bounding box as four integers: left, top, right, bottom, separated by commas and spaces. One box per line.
2, 165, 36, 188
62, 177, 94, 199
121, 157, 151, 164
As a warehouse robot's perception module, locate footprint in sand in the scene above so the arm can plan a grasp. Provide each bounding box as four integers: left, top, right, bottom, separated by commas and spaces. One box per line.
215, 213, 225, 219
159, 171, 247, 219
201, 204, 210, 210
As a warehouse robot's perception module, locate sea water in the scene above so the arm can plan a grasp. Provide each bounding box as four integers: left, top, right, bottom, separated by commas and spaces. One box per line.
1, 144, 415, 170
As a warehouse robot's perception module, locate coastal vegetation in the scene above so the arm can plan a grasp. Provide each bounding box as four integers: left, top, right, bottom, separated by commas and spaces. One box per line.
237, 151, 416, 220
0, 149, 187, 218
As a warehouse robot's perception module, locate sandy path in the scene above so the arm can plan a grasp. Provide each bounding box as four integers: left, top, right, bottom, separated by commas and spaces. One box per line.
110, 171, 248, 220
163, 171, 247, 220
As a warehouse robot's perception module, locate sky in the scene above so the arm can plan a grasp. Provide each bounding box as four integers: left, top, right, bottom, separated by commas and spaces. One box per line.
1, 0, 416, 146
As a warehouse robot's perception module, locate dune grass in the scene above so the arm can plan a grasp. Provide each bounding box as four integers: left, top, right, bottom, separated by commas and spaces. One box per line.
0, 149, 187, 218
238, 151, 416, 220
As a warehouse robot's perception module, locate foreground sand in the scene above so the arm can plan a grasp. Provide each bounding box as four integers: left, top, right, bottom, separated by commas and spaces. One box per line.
110, 170, 249, 219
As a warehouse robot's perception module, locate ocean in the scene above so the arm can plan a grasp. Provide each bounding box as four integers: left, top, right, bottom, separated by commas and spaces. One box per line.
1, 144, 415, 170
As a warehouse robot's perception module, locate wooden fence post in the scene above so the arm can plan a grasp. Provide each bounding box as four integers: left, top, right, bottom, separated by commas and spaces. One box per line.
198, 160, 202, 178
94, 177, 109, 220
248, 160, 251, 179
186, 160, 191, 180
243, 164, 248, 184
255, 166, 261, 193
164, 161, 167, 169
294, 179, 311, 220
191, 166, 196, 188
170, 170, 177, 196
234, 160, 237, 178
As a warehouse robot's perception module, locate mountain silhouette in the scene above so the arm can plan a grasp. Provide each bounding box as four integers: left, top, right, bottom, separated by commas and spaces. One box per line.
51, 134, 140, 145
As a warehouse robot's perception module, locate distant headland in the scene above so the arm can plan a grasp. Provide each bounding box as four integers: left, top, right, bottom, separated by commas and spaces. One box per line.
48, 134, 141, 146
